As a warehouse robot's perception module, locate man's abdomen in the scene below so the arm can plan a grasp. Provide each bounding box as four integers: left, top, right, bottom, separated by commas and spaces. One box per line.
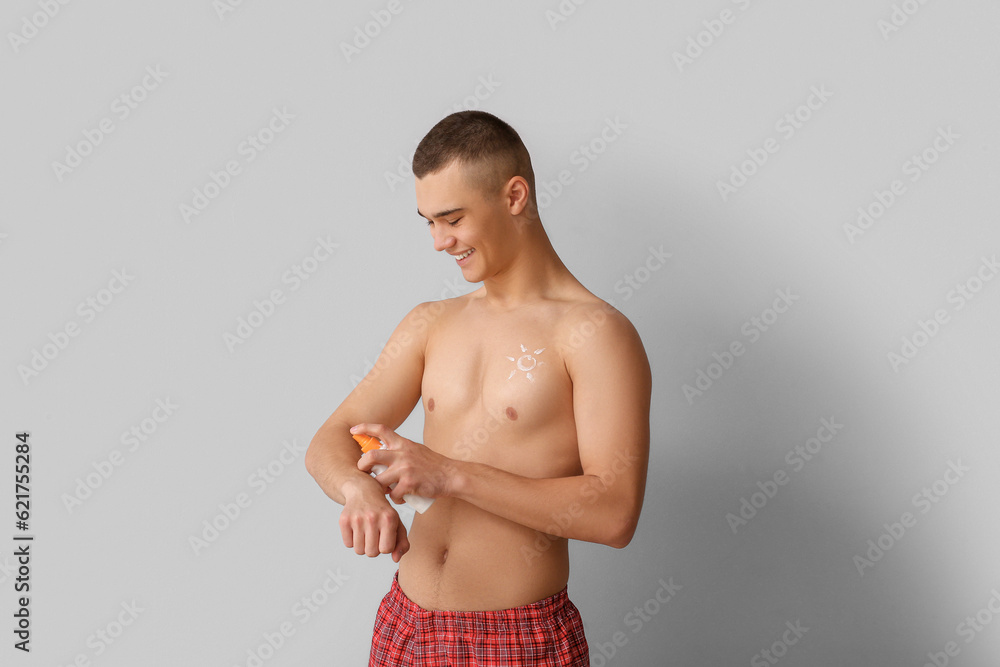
396, 496, 570, 611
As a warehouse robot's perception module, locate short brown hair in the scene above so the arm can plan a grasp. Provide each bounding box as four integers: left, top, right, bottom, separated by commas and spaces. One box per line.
413, 111, 537, 210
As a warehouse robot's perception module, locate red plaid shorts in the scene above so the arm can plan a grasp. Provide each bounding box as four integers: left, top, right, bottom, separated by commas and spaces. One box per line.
369, 571, 589, 666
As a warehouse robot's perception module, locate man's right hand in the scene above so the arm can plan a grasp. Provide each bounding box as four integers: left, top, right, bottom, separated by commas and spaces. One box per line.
339, 480, 410, 562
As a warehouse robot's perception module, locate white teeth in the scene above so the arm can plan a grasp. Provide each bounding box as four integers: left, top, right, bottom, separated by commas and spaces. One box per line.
457, 249, 474, 260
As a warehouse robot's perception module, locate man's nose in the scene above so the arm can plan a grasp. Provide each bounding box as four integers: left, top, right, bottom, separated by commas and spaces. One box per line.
432, 228, 456, 253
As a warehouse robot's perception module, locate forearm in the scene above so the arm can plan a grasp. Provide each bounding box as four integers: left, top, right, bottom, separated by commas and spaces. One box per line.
449, 461, 637, 548
305, 420, 381, 505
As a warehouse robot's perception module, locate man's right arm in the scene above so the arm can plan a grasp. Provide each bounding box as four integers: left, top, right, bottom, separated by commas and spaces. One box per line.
305, 301, 438, 559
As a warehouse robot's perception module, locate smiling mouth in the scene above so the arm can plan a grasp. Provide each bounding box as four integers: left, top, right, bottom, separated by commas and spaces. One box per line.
455, 248, 475, 261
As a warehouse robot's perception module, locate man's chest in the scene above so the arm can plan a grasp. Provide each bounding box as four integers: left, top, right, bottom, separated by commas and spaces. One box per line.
420, 311, 573, 432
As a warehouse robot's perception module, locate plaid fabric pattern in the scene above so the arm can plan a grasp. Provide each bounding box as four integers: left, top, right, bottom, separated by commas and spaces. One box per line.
369, 571, 589, 666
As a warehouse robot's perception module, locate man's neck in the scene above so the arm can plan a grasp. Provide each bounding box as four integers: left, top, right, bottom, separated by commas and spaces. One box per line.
478, 227, 573, 310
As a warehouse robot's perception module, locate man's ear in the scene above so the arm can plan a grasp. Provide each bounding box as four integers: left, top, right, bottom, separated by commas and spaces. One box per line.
506, 176, 530, 216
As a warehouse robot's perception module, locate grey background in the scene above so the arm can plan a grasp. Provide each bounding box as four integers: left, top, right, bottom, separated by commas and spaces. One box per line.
2, 1, 999, 665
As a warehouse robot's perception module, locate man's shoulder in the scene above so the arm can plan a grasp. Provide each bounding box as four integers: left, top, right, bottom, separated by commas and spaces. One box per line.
556, 297, 643, 359
398, 290, 477, 333
408, 288, 478, 319
390, 299, 450, 340
559, 296, 631, 333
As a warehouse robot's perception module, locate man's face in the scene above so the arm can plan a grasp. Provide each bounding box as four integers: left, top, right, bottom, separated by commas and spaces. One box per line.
415, 160, 511, 281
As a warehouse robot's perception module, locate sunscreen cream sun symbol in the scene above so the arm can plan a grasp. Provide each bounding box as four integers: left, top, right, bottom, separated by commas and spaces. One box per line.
506, 344, 546, 382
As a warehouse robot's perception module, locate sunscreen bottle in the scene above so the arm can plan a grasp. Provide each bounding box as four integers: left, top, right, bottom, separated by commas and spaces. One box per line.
352, 433, 435, 514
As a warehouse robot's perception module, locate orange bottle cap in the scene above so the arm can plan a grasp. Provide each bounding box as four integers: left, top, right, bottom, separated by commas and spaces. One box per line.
352, 433, 382, 454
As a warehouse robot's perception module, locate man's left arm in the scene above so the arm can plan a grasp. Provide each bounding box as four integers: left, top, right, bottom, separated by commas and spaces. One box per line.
357, 305, 652, 548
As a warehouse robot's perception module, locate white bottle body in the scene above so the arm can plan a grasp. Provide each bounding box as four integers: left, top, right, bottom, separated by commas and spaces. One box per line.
370, 463, 435, 514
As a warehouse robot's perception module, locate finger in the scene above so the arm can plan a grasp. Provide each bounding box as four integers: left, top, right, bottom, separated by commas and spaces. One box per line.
339, 513, 354, 549
358, 450, 398, 474
372, 466, 399, 491
378, 514, 396, 555
353, 524, 367, 556
378, 425, 400, 449
352, 423, 398, 448
364, 520, 381, 558
350, 422, 387, 439
392, 522, 410, 563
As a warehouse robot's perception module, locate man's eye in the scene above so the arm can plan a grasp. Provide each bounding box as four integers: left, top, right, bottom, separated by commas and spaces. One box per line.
447, 218, 461, 225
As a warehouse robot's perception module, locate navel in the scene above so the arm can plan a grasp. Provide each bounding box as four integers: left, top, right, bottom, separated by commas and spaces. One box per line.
427, 397, 435, 411
505, 406, 518, 421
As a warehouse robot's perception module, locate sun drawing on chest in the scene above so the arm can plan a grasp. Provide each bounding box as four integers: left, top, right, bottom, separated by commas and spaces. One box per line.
505, 344, 546, 382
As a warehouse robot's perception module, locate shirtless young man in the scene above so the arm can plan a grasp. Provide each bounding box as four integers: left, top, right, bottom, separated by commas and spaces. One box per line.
305, 111, 651, 666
